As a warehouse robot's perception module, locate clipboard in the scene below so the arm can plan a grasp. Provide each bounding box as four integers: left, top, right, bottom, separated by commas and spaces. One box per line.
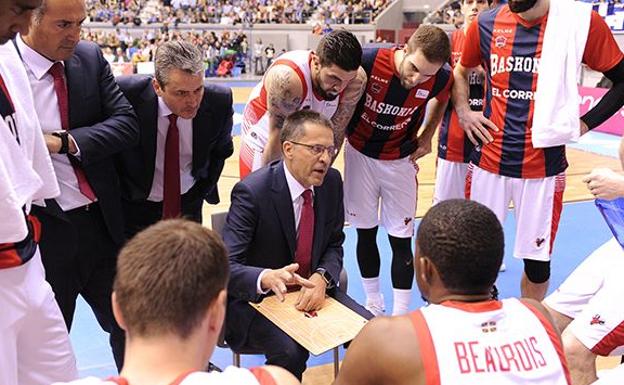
249, 292, 368, 355
595, 198, 624, 248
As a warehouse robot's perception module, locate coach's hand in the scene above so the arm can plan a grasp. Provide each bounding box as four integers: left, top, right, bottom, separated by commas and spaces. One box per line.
583, 168, 624, 200
261, 263, 315, 302
295, 272, 327, 312
457, 110, 499, 146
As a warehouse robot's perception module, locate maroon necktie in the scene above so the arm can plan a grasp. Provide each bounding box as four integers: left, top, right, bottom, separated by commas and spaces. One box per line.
162, 114, 181, 219
295, 189, 314, 278
48, 62, 96, 202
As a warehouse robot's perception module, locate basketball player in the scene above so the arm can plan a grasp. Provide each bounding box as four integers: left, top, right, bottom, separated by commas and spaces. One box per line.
239, 30, 367, 178
344, 25, 452, 316
433, 0, 488, 204
54, 220, 299, 385
542, 138, 624, 385
454, 0, 624, 300
0, 1, 77, 384
334, 199, 571, 385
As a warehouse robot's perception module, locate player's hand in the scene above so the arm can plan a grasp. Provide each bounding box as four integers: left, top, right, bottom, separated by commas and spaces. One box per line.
295, 272, 327, 312
457, 110, 499, 146
582, 168, 624, 200
260, 263, 315, 302
410, 135, 432, 164
580, 119, 590, 136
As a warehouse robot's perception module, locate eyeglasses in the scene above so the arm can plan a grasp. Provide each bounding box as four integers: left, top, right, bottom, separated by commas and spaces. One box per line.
289, 141, 338, 157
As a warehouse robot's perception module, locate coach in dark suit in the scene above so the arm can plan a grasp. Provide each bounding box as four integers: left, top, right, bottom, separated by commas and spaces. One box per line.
18, 0, 139, 369
116, 41, 234, 238
224, 110, 370, 379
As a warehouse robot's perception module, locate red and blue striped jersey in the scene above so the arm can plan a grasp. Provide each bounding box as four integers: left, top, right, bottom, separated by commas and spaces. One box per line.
347, 46, 453, 160
438, 29, 484, 163
461, 7, 623, 178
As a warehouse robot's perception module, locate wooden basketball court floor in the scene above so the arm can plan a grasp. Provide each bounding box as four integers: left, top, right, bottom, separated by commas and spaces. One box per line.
70, 84, 622, 384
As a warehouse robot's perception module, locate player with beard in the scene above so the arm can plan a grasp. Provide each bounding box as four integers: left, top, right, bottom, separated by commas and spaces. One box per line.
433, 0, 488, 205
453, 0, 624, 301
239, 30, 367, 178
344, 25, 452, 316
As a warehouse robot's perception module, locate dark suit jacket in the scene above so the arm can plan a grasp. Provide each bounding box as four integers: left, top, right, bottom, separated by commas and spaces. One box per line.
34, 41, 139, 245
223, 160, 345, 349
115, 75, 234, 213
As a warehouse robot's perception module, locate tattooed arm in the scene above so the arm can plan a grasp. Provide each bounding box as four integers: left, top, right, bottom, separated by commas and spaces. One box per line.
330, 67, 367, 154
262, 65, 304, 166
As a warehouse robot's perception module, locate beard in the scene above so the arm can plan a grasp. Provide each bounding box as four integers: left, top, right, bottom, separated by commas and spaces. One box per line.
313, 84, 339, 101
508, 0, 538, 13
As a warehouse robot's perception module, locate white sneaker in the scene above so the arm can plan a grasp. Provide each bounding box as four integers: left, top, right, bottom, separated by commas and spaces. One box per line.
499, 263, 506, 272
365, 295, 385, 317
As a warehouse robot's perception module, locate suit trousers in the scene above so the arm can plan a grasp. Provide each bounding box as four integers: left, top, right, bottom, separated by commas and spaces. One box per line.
33, 203, 125, 370
121, 183, 204, 239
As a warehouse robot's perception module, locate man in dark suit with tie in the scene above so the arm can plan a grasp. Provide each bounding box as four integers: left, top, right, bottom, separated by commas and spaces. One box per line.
116, 40, 234, 238
18, 0, 139, 369
223, 110, 370, 379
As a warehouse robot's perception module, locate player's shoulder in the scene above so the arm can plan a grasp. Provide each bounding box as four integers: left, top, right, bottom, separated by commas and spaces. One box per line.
179, 367, 260, 385
51, 377, 115, 385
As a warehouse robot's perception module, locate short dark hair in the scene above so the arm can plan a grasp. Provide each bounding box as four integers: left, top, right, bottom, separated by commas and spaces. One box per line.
406, 25, 451, 65
316, 29, 362, 72
114, 219, 229, 339
280, 109, 334, 144
416, 199, 504, 294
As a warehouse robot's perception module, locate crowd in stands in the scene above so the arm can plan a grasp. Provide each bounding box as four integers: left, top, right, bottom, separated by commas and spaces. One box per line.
82, 28, 250, 77
85, 0, 391, 26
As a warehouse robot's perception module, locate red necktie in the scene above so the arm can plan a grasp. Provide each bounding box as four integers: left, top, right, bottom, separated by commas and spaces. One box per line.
295, 189, 314, 278
162, 114, 181, 219
48, 62, 96, 202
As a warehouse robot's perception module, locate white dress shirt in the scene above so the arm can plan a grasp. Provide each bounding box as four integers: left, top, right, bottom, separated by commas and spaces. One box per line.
147, 97, 195, 202
256, 163, 314, 293
17, 36, 92, 211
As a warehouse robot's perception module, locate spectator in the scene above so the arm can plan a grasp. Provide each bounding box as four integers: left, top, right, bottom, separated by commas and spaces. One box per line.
264, 43, 276, 68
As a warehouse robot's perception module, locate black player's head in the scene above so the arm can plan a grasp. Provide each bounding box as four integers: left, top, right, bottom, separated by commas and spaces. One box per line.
508, 0, 537, 13
415, 200, 504, 301
311, 29, 362, 101
400, 25, 451, 89
0, 0, 42, 44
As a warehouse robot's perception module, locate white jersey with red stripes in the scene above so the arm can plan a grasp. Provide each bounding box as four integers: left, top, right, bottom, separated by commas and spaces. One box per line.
240, 50, 340, 175
54, 366, 274, 385
411, 298, 571, 385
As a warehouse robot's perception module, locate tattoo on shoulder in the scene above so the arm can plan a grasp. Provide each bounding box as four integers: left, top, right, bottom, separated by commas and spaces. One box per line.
268, 70, 302, 116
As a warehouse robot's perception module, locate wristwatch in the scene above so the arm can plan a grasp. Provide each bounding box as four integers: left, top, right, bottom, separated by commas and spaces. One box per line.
51, 131, 69, 154
315, 268, 332, 287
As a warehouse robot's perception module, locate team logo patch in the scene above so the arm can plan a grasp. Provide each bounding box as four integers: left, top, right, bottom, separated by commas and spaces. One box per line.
481, 320, 497, 333
415, 89, 430, 99
371, 82, 382, 94
495, 35, 507, 48
590, 315, 605, 326
535, 238, 545, 248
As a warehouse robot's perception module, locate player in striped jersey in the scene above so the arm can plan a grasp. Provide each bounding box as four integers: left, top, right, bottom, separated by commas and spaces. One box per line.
54, 220, 299, 385
453, 0, 624, 300
344, 25, 452, 316
0, 2, 77, 384
433, 0, 488, 205
239, 30, 367, 178
334, 200, 571, 385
